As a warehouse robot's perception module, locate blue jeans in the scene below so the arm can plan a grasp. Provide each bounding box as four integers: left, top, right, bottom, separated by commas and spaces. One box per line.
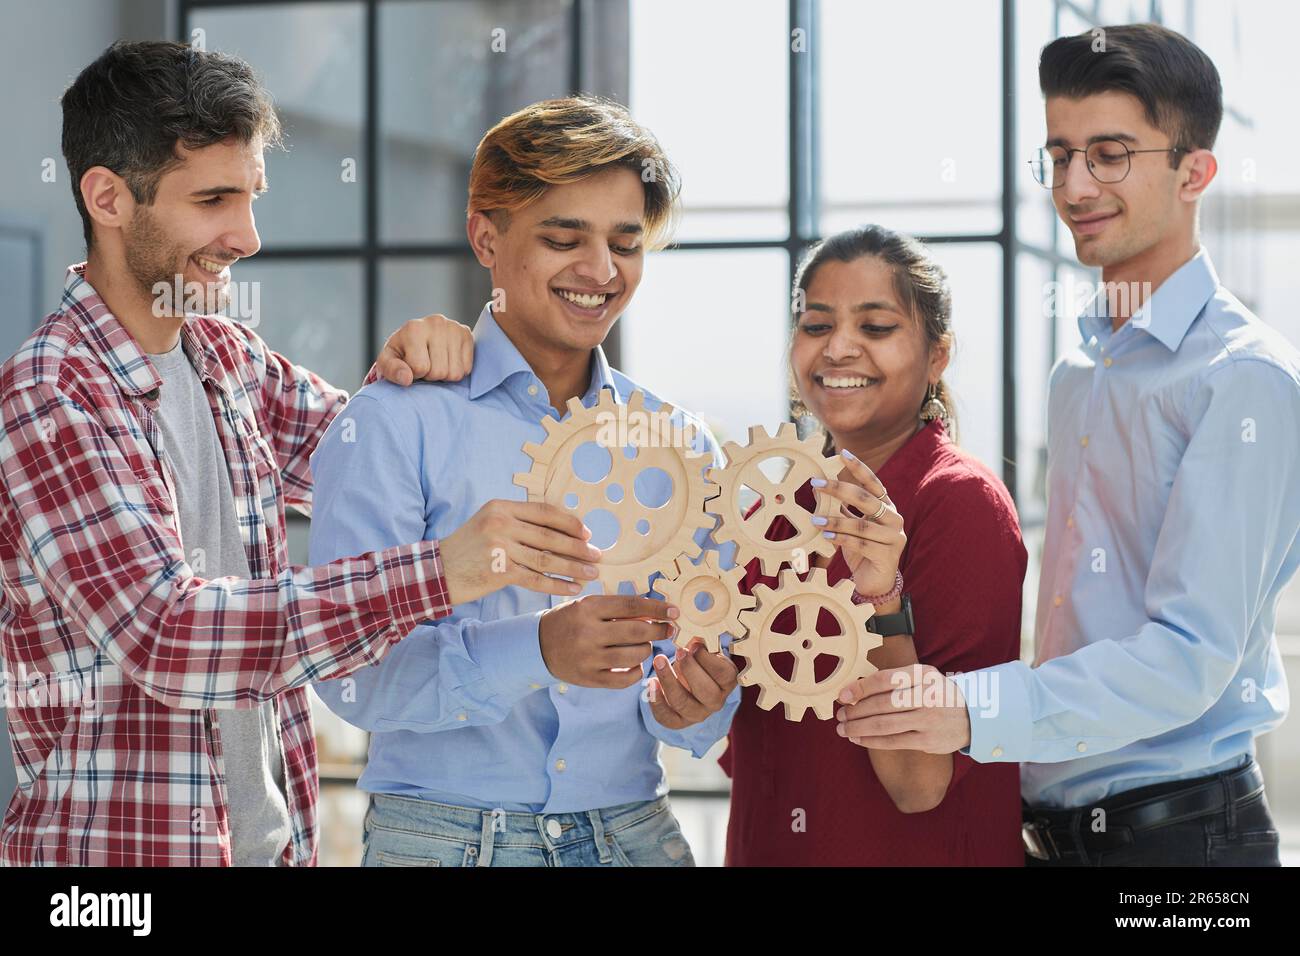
360, 792, 696, 867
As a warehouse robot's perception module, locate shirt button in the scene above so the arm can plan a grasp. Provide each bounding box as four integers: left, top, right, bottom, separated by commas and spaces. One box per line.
557, 684, 568, 694
991, 746, 1004, 758
1076, 742, 1088, 753
456, 712, 468, 721
1080, 435, 1089, 447
1066, 515, 1074, 529
545, 818, 562, 839
554, 758, 567, 772
1053, 595, 1063, 607
527, 384, 539, 396
1103, 357, 1113, 368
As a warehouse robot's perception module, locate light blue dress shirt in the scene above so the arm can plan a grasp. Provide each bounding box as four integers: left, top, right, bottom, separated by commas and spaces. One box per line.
309, 304, 740, 813
960, 248, 1300, 808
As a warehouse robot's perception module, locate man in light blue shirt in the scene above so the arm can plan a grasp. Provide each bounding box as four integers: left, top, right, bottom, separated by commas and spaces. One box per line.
837, 24, 1297, 866
310, 96, 740, 867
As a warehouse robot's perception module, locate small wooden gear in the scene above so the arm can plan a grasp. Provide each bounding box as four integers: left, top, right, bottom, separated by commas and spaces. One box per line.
654, 551, 757, 653
707, 422, 843, 577
733, 567, 882, 721
514, 389, 717, 596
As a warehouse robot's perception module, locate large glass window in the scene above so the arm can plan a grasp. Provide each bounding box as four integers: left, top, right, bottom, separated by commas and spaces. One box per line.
820, 0, 1002, 238
180, 0, 1285, 866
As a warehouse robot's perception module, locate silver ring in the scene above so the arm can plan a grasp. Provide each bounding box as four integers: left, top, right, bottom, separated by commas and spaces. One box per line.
869, 497, 887, 521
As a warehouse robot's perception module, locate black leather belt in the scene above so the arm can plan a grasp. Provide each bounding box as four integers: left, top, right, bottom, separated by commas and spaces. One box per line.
1021, 759, 1265, 862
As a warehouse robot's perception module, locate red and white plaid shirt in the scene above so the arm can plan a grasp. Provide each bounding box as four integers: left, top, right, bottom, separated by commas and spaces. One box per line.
0, 264, 452, 866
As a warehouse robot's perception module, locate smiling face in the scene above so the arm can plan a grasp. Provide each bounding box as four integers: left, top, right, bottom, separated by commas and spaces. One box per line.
791, 256, 948, 444
1045, 90, 1189, 271
118, 136, 266, 314
469, 165, 646, 358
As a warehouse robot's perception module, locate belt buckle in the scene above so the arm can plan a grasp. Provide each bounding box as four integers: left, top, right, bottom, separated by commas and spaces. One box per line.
1021, 820, 1055, 861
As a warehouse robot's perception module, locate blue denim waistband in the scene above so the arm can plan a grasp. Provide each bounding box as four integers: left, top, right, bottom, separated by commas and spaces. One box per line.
365, 791, 672, 849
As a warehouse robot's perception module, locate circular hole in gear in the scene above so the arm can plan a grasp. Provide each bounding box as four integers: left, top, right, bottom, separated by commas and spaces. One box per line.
801, 638, 813, 650
564, 492, 579, 509
635, 519, 651, 536
583, 508, 620, 550
634, 467, 673, 508
606, 483, 624, 504
693, 591, 715, 613
572, 442, 613, 483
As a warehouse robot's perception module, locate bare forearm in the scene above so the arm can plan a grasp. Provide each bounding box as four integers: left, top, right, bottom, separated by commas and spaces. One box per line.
864, 621, 954, 812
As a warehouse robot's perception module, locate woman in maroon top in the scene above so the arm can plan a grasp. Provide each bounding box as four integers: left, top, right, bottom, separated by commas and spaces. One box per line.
718, 224, 1027, 866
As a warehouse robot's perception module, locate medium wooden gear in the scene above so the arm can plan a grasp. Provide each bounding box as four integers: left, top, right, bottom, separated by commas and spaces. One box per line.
514, 389, 717, 596
732, 567, 882, 721
706, 422, 843, 577
654, 551, 757, 653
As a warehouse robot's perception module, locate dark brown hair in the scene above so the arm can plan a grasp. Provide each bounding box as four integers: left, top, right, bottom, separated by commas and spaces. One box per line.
62, 40, 282, 249
1038, 23, 1222, 162
790, 224, 956, 453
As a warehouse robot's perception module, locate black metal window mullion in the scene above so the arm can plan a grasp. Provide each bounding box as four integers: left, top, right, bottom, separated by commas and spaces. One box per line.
364, 0, 379, 366
1000, 0, 1018, 501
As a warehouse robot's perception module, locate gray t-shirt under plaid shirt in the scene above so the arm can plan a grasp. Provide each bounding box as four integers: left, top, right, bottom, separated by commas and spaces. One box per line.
150, 336, 292, 866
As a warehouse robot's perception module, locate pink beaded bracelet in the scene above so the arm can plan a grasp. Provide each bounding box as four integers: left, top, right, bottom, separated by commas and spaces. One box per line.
852, 570, 904, 606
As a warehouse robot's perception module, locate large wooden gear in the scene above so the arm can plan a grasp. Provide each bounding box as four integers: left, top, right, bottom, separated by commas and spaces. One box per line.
733, 567, 882, 721
654, 551, 757, 653
514, 389, 716, 596
707, 422, 843, 577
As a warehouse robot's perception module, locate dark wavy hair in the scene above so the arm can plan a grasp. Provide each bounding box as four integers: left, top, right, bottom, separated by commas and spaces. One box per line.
62, 40, 282, 249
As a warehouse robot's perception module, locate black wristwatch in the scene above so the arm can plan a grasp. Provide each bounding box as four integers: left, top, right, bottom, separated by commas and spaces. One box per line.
867, 593, 913, 637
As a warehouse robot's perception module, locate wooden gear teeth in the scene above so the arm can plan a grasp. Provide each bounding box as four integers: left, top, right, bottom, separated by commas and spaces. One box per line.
514, 389, 718, 596
706, 422, 844, 577
732, 567, 882, 721
654, 552, 757, 654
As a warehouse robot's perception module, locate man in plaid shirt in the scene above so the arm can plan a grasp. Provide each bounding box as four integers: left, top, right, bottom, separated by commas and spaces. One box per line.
0, 41, 599, 866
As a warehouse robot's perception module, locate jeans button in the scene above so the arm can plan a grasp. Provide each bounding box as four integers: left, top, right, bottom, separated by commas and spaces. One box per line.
546, 818, 562, 839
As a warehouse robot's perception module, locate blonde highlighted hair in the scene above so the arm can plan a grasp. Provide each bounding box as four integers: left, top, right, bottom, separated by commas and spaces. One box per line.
467, 95, 680, 250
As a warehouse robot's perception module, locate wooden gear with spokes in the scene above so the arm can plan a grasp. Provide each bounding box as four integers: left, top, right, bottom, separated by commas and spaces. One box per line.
706, 422, 843, 576
733, 568, 882, 721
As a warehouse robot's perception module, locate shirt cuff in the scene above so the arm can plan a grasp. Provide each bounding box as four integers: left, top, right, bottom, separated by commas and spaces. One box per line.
377, 540, 453, 633
957, 660, 1034, 763
463, 610, 556, 700
649, 681, 742, 758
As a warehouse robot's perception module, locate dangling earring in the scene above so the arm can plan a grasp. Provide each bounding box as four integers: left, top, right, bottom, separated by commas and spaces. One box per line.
919, 382, 948, 427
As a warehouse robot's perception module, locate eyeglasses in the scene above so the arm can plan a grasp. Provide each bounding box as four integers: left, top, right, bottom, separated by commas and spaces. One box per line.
1028, 139, 1188, 189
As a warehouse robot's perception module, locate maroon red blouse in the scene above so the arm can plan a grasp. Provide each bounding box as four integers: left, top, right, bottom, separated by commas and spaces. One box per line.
719, 420, 1027, 866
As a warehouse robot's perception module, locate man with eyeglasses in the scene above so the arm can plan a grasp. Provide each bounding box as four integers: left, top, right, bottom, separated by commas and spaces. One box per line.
837, 23, 1298, 866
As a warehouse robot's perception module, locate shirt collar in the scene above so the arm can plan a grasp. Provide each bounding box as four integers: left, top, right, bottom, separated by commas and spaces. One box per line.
61, 262, 233, 399
876, 418, 951, 500
467, 302, 621, 404
1076, 247, 1219, 353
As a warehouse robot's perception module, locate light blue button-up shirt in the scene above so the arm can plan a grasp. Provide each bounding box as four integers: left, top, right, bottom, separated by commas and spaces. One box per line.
961, 248, 1300, 807
309, 305, 740, 813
